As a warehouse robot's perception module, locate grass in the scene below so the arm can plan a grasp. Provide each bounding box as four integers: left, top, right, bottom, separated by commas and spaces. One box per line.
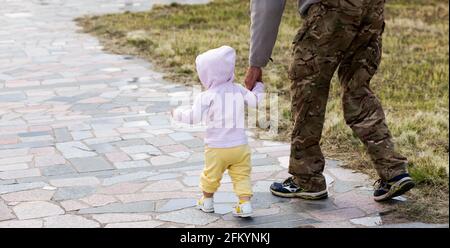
77, 0, 449, 223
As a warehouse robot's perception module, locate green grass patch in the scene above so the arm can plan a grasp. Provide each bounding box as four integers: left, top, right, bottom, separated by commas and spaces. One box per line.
77, 0, 449, 223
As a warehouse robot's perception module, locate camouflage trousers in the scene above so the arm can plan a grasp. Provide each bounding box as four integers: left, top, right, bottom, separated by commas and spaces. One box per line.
288, 0, 408, 192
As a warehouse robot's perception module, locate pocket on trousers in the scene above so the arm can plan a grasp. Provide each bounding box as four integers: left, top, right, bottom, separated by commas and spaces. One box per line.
288, 48, 319, 81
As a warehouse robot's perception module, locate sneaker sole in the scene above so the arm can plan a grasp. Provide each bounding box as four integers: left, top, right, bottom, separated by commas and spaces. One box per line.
196, 205, 214, 213
374, 177, 415, 202
232, 212, 253, 218
270, 188, 328, 200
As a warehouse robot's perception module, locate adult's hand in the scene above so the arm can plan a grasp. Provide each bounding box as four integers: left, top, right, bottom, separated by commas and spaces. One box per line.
244, 66, 262, 90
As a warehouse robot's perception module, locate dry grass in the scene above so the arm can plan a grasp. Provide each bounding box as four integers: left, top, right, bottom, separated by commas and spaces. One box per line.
76, 0, 449, 223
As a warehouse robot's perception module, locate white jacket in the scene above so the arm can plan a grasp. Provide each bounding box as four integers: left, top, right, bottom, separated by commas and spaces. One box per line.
173, 46, 265, 148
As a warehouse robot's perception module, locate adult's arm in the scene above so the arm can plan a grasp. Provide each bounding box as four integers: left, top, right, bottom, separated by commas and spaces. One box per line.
249, 0, 286, 68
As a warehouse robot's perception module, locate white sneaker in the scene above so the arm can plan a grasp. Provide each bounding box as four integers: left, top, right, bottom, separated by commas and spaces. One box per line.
196, 197, 214, 213
233, 201, 253, 218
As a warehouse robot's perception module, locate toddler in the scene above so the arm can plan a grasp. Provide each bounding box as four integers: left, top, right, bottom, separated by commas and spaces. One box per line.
172, 46, 264, 217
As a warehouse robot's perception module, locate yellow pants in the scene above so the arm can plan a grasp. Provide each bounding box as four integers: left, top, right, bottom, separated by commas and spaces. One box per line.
201, 144, 252, 197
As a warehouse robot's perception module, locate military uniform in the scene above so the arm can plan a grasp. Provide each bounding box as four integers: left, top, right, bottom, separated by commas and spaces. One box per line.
250, 0, 408, 192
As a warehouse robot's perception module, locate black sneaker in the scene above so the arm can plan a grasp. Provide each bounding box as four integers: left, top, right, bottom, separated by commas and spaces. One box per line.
373, 173, 415, 202
270, 177, 328, 200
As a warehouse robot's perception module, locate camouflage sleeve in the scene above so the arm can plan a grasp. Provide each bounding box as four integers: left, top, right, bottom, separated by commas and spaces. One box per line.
249, 0, 286, 67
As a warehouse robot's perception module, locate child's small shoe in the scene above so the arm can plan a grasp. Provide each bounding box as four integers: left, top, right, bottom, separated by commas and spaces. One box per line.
233, 200, 253, 218
196, 197, 214, 213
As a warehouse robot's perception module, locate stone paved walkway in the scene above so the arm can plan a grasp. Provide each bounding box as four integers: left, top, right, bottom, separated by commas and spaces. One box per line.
0, 0, 447, 228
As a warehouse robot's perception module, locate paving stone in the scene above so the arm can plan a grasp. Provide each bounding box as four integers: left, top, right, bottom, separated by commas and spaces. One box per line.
0, 201, 15, 221
105, 151, 130, 163
53, 186, 96, 201
35, 154, 66, 167
78, 201, 156, 214
327, 167, 370, 182
146, 173, 180, 181
182, 176, 200, 187
0, 219, 43, 228
30, 147, 56, 156
60, 200, 90, 211
169, 151, 191, 159
20, 135, 54, 143
142, 180, 184, 192
56, 142, 96, 158
168, 132, 194, 142
157, 208, 219, 226
181, 139, 204, 148
252, 207, 281, 217
279, 198, 338, 213
213, 203, 233, 215
377, 222, 449, 228
13, 201, 64, 220
105, 220, 163, 228
184, 152, 203, 163
333, 190, 374, 209
251, 192, 290, 209
255, 145, 290, 153
80, 194, 117, 207
97, 182, 147, 195
156, 198, 196, 212
44, 214, 100, 228
123, 121, 149, 128
245, 218, 319, 228
309, 207, 367, 222
214, 192, 238, 203
3, 140, 54, 149
89, 143, 117, 153
112, 139, 147, 148
102, 171, 154, 186
146, 136, 176, 146
114, 160, 151, 169
350, 215, 383, 227
120, 145, 161, 155
0, 182, 47, 194
0, 180, 16, 186
41, 164, 76, 176
71, 131, 94, 141
309, 220, 356, 228
277, 156, 289, 168
69, 156, 113, 173
150, 155, 184, 166
0, 163, 28, 171
333, 180, 362, 193
0, 168, 41, 180
130, 153, 151, 160
117, 191, 199, 203
223, 212, 313, 227
1, 189, 54, 202
54, 128, 72, 142
159, 144, 189, 153
0, 155, 33, 165
92, 213, 153, 224
252, 180, 273, 192
0, 148, 29, 158
50, 176, 100, 187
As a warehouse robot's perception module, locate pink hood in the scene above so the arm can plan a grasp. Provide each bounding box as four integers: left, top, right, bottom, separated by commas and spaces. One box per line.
195, 45, 236, 89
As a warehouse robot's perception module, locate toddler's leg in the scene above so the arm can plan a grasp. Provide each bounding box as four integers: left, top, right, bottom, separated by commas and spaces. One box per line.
201, 147, 227, 195
227, 145, 253, 198
197, 147, 227, 213
228, 145, 253, 217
